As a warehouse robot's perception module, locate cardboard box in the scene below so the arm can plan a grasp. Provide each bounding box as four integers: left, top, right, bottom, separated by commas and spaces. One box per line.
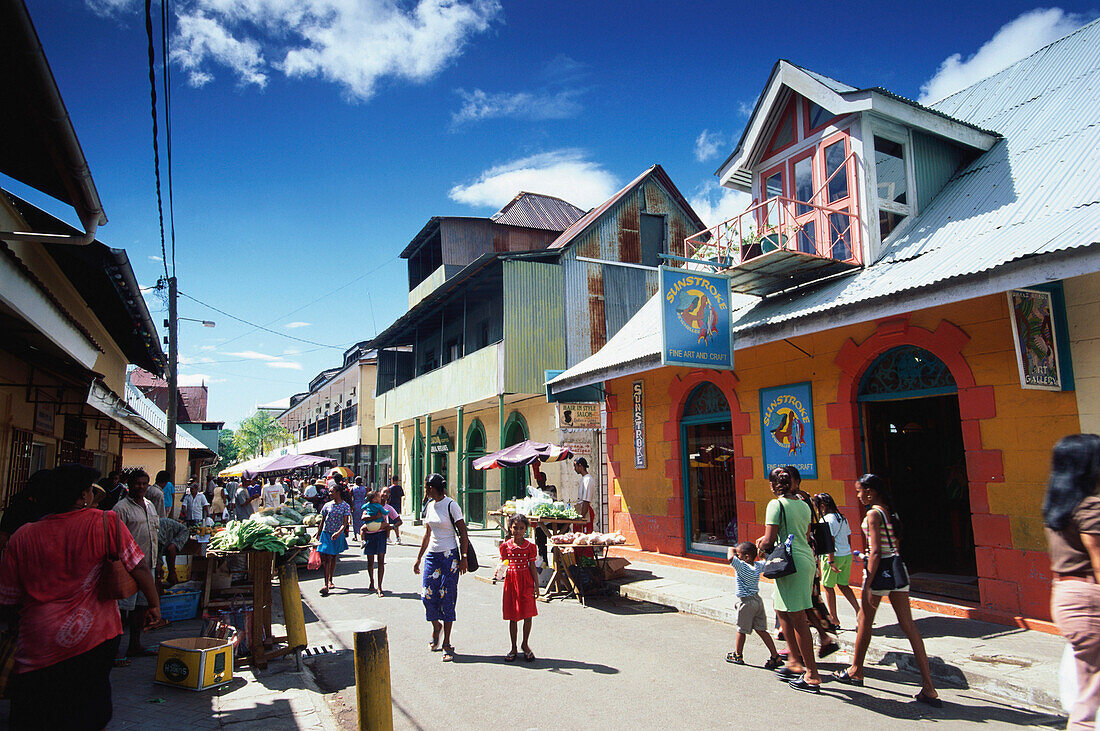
600, 557, 630, 580
155, 638, 233, 691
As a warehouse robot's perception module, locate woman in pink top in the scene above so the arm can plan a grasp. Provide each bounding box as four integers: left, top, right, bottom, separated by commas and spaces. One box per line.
0, 465, 161, 730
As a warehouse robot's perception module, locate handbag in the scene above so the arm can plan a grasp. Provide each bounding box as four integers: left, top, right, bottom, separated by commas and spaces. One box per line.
810, 517, 836, 557
868, 507, 909, 591
762, 500, 797, 579
446, 498, 479, 572
99, 511, 137, 601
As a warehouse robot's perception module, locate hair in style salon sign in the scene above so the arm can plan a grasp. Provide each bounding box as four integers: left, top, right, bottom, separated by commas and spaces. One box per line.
659, 267, 734, 370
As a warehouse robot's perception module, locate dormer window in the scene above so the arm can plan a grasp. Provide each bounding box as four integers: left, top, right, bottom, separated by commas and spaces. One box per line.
805, 100, 833, 134
873, 135, 911, 240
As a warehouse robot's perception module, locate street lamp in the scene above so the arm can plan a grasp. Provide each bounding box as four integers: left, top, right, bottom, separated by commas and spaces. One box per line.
178, 317, 216, 328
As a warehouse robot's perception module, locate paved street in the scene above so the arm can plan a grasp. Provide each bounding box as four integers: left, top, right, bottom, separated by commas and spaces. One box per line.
300, 537, 1063, 730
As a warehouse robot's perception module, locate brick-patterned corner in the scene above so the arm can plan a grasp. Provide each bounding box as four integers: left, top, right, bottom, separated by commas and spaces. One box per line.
828, 316, 1015, 614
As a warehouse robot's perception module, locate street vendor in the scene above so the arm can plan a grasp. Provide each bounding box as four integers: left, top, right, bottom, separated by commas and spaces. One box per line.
157, 517, 191, 586
572, 457, 595, 533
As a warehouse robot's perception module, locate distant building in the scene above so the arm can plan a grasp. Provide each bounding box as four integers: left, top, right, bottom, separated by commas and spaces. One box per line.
130, 368, 224, 452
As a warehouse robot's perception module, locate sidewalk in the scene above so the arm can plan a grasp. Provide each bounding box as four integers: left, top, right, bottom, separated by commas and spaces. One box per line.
0, 591, 339, 730
604, 552, 1068, 717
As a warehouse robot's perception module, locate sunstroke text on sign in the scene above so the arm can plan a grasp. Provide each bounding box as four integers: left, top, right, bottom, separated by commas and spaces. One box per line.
659, 266, 734, 370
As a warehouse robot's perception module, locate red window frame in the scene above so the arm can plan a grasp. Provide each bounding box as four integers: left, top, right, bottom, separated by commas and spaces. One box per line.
764, 96, 800, 158
803, 98, 842, 137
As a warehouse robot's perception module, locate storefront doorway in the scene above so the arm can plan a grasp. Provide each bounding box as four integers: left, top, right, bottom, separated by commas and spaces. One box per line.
680, 383, 738, 556
464, 420, 487, 526
859, 346, 977, 602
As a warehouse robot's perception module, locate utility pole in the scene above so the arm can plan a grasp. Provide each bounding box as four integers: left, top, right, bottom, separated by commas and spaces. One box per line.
166, 276, 178, 483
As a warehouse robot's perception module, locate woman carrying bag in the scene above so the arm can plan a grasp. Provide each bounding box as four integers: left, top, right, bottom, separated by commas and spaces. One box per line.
413, 473, 471, 662
757, 467, 821, 693
1043, 434, 1100, 730
834, 474, 940, 708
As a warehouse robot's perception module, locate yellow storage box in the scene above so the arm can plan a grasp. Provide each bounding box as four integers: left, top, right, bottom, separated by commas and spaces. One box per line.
155, 638, 233, 691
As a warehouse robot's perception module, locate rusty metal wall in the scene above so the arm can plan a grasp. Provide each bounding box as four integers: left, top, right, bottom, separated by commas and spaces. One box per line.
502, 260, 566, 394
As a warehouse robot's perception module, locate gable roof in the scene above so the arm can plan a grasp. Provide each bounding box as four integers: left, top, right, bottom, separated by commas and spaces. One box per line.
551, 19, 1100, 393
717, 60, 1000, 191
547, 164, 707, 251
491, 192, 585, 231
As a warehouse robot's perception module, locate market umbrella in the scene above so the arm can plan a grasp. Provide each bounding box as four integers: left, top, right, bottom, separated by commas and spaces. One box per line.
327, 466, 354, 479
218, 455, 271, 479
472, 440, 573, 470
243, 453, 335, 479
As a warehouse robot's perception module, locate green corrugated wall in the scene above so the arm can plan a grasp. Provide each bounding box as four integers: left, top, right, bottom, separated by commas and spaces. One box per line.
502, 260, 566, 394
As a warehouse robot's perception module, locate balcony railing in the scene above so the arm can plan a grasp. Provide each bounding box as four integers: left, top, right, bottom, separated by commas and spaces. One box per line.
684, 195, 860, 270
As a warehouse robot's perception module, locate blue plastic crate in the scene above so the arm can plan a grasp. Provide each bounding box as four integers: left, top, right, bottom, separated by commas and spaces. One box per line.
160, 590, 201, 622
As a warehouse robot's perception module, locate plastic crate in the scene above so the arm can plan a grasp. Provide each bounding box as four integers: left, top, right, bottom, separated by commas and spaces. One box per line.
160, 590, 201, 622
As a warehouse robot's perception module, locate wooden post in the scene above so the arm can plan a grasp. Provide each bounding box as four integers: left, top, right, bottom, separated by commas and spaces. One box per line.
354, 623, 393, 731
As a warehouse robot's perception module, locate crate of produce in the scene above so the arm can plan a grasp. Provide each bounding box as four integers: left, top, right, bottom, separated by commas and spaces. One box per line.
160, 589, 201, 621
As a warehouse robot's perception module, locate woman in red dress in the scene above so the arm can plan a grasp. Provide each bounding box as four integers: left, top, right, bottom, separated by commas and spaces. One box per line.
500, 514, 539, 661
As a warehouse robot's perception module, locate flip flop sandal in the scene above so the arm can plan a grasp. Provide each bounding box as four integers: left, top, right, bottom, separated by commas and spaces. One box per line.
831, 669, 863, 686
818, 642, 840, 658
788, 678, 821, 694
914, 692, 943, 708
775, 667, 801, 680
504, 651, 517, 662
523, 651, 535, 662
320, 587, 329, 596
442, 646, 455, 662
725, 652, 744, 664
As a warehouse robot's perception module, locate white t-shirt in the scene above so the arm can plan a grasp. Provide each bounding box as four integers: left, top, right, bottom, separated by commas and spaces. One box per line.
261, 484, 286, 509
825, 512, 852, 557
182, 492, 209, 522
578, 473, 594, 503
424, 497, 464, 553
304, 483, 318, 499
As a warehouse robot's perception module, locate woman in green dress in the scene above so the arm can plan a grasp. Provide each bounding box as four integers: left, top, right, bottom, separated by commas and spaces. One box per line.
757, 467, 821, 693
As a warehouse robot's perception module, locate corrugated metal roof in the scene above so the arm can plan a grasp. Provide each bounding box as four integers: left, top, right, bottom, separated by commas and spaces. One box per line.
551, 19, 1100, 392
491, 192, 585, 231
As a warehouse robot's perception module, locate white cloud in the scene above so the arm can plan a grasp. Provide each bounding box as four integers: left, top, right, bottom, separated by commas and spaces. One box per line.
688, 182, 751, 229
452, 88, 581, 124
148, 255, 163, 263
737, 101, 754, 118
96, 0, 499, 100
449, 150, 618, 210
199, 345, 217, 351
178, 354, 214, 365
225, 350, 282, 361
694, 129, 725, 163
284, 322, 311, 329
918, 8, 1089, 104
283, 348, 301, 355
177, 373, 211, 386
267, 361, 303, 370
172, 10, 267, 88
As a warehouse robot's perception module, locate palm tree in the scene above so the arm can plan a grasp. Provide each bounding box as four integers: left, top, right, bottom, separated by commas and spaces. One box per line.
233, 411, 293, 459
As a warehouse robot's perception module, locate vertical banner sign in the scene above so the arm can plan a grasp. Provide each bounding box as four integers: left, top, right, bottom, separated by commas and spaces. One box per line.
632, 380, 646, 469
660, 266, 734, 370
759, 382, 818, 479
1007, 289, 1062, 390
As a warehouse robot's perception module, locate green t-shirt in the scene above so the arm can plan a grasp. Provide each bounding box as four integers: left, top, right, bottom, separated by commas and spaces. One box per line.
765, 496, 811, 554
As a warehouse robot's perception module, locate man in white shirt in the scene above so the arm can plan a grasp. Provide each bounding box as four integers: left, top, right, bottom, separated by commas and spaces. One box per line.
261, 476, 286, 509
112, 470, 160, 658
573, 457, 594, 532
182, 482, 209, 525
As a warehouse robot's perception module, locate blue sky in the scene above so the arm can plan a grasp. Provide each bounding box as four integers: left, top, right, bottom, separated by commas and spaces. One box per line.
11, 0, 1097, 428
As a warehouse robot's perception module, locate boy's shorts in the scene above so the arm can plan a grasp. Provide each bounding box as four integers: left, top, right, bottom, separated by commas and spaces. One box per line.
734, 593, 767, 634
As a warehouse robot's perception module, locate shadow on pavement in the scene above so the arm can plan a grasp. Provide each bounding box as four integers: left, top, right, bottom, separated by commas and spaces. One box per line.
826, 681, 1063, 727
876, 615, 1030, 642
448, 652, 619, 674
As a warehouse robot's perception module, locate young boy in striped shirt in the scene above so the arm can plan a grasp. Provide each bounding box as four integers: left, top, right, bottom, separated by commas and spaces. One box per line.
726, 541, 783, 668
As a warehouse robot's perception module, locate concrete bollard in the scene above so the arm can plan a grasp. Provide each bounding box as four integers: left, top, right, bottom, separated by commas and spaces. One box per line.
354, 623, 393, 731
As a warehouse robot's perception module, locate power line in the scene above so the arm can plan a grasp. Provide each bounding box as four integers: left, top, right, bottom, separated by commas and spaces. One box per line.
178, 291, 347, 349
213, 254, 399, 350
160, 0, 176, 276
144, 0, 168, 281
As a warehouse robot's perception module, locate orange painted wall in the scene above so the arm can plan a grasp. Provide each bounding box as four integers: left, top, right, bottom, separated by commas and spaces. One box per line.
605, 292, 1079, 621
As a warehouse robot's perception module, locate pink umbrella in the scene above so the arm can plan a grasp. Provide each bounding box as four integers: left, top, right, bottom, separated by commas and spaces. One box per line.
472, 440, 573, 470
243, 454, 335, 478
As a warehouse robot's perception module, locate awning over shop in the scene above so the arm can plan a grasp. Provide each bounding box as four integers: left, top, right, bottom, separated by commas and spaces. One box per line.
218, 455, 271, 479
86, 380, 167, 447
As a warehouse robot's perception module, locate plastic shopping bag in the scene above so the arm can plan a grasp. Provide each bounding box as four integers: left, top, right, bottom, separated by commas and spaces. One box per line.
307, 548, 322, 571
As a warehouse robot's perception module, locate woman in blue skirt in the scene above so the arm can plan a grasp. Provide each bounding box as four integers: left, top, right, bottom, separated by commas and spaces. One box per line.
315, 486, 351, 596
413, 473, 470, 662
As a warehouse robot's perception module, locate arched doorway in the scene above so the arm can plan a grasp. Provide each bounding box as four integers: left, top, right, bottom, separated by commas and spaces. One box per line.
501, 411, 529, 502
464, 420, 487, 526
859, 345, 977, 601
681, 382, 738, 556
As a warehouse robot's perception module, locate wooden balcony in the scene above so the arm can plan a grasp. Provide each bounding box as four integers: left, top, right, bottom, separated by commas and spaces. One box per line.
683, 196, 861, 296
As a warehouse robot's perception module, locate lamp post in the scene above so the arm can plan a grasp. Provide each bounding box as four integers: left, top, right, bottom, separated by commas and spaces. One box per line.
164, 277, 215, 485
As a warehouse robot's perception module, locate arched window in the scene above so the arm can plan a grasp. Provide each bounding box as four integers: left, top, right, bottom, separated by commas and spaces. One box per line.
858, 346, 956, 401
680, 382, 737, 555
464, 420, 487, 525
